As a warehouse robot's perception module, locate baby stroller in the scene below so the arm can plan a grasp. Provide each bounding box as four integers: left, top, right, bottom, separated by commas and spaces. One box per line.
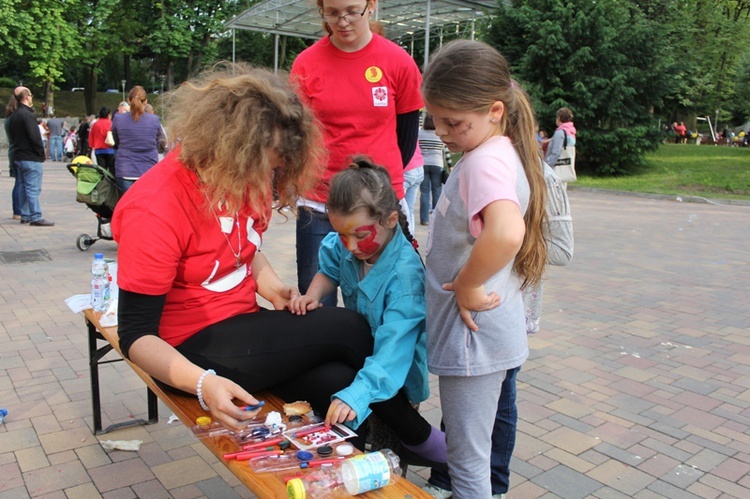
66, 155, 121, 251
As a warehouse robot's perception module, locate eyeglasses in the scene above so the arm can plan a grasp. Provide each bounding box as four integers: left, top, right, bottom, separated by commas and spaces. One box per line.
320, 4, 368, 25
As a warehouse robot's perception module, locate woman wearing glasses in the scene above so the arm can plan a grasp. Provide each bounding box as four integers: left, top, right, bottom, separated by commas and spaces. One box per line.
291, 0, 423, 306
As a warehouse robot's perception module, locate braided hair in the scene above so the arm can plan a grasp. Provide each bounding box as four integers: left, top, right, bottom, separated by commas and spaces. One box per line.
327, 155, 418, 253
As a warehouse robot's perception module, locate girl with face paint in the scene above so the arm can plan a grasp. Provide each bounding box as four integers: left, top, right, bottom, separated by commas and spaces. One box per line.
287, 156, 447, 466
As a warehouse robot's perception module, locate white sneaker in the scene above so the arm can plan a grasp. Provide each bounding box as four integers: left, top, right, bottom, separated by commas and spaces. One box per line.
492, 495, 506, 499
422, 484, 453, 499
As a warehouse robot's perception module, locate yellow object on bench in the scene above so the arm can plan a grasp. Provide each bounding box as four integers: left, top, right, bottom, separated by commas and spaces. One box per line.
82, 309, 429, 498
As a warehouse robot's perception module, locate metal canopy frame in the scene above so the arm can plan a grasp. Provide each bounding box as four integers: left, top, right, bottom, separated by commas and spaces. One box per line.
226, 0, 497, 69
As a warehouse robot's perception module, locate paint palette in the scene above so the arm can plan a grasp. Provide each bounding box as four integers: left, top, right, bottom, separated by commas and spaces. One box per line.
282, 422, 357, 451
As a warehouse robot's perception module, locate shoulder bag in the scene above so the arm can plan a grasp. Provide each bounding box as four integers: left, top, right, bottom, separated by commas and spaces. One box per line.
552, 131, 577, 182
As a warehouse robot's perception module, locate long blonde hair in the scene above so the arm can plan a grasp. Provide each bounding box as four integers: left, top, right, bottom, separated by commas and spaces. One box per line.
163, 62, 325, 221
422, 40, 547, 288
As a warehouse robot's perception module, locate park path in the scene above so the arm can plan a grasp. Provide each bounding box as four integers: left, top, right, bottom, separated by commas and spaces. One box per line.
1, 157, 749, 498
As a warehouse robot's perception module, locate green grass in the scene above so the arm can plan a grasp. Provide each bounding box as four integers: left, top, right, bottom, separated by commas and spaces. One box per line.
575, 144, 750, 201
0, 88, 163, 118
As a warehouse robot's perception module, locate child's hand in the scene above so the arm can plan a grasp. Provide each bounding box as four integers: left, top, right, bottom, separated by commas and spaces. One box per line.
325, 398, 357, 425
287, 293, 321, 315
270, 285, 299, 311
443, 279, 500, 332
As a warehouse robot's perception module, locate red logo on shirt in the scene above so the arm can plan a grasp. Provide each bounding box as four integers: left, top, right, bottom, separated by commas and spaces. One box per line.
372, 86, 388, 107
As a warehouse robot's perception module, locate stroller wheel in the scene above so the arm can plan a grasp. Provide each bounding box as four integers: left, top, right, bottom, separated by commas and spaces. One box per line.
76, 234, 94, 251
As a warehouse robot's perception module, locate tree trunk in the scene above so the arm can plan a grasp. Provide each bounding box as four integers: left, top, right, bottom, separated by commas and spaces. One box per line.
124, 54, 132, 91
280, 36, 288, 67
45, 80, 54, 116
83, 66, 98, 116
166, 59, 174, 90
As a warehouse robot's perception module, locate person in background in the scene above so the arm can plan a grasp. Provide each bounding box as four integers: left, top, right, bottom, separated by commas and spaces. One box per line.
46, 114, 66, 162
420, 39, 548, 498
544, 107, 576, 169
77, 115, 93, 157
290, 0, 423, 306
5, 95, 23, 220
402, 144, 424, 235
64, 126, 78, 158
7, 87, 55, 226
111, 85, 164, 193
674, 121, 687, 144
37, 119, 49, 159
88, 107, 115, 174
117, 101, 130, 114
418, 113, 444, 226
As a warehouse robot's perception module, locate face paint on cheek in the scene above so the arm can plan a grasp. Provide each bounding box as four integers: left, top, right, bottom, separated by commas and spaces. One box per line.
339, 234, 350, 249
355, 224, 381, 254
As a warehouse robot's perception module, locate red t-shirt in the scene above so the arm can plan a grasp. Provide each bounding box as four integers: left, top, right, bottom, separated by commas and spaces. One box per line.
291, 34, 423, 202
112, 150, 268, 346
89, 118, 112, 150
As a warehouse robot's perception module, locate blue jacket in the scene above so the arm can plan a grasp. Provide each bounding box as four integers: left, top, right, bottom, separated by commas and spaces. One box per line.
318, 229, 429, 429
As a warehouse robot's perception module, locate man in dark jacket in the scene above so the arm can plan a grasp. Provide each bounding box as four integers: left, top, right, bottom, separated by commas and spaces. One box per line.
7, 87, 54, 226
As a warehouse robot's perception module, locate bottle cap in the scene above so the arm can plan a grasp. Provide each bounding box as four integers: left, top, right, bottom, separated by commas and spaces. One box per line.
0, 409, 7, 417
335, 443, 354, 456
286, 478, 306, 499
316, 444, 333, 456
94, 253, 103, 259
296, 450, 314, 462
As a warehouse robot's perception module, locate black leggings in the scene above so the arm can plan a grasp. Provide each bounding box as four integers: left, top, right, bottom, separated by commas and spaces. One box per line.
176, 307, 430, 445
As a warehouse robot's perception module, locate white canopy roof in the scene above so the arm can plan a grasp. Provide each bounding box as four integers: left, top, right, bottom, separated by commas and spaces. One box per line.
226, 0, 498, 42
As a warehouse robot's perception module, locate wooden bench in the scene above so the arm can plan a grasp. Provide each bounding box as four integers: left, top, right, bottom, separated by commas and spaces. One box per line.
83, 309, 429, 498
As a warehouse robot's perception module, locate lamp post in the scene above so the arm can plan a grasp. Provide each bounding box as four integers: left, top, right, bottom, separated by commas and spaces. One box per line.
121, 79, 126, 102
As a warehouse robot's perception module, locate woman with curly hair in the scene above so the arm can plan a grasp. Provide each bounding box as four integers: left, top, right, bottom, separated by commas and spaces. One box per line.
112, 63, 376, 431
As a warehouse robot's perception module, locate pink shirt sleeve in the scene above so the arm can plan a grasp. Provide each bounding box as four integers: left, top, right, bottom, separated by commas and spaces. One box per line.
461, 153, 520, 238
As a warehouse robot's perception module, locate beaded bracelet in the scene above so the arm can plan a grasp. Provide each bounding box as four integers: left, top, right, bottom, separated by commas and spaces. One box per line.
196, 369, 216, 411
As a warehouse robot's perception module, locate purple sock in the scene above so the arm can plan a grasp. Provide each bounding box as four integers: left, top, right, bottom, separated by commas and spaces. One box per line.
402, 426, 447, 463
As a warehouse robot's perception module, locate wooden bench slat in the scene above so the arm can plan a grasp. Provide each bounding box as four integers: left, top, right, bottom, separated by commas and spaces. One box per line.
84, 309, 429, 498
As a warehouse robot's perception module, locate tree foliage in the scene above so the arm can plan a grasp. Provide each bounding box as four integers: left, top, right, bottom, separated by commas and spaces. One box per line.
489, 0, 671, 174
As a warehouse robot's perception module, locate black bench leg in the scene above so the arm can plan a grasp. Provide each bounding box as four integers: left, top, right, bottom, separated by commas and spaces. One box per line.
147, 388, 159, 424
88, 320, 105, 434
87, 319, 159, 434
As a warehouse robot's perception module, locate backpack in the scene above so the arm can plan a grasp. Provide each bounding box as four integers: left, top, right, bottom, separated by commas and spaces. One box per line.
523, 163, 574, 334
543, 161, 573, 266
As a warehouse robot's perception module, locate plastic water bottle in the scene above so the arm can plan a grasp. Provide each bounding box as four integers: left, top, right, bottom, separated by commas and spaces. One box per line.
90, 253, 110, 312
286, 449, 401, 498
0, 409, 7, 424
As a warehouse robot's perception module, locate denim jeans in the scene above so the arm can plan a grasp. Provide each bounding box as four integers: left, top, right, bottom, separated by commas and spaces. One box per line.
16, 160, 45, 222
9, 159, 23, 216
50, 135, 64, 161
403, 166, 424, 234
420, 164, 443, 224
296, 208, 338, 306
428, 366, 520, 495
116, 178, 137, 194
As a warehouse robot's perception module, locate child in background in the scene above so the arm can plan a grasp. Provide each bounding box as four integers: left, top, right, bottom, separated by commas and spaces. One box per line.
64, 126, 78, 158
288, 156, 446, 465
421, 39, 548, 498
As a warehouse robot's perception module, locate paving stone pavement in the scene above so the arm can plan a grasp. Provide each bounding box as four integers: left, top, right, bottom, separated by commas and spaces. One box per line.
1, 157, 749, 498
